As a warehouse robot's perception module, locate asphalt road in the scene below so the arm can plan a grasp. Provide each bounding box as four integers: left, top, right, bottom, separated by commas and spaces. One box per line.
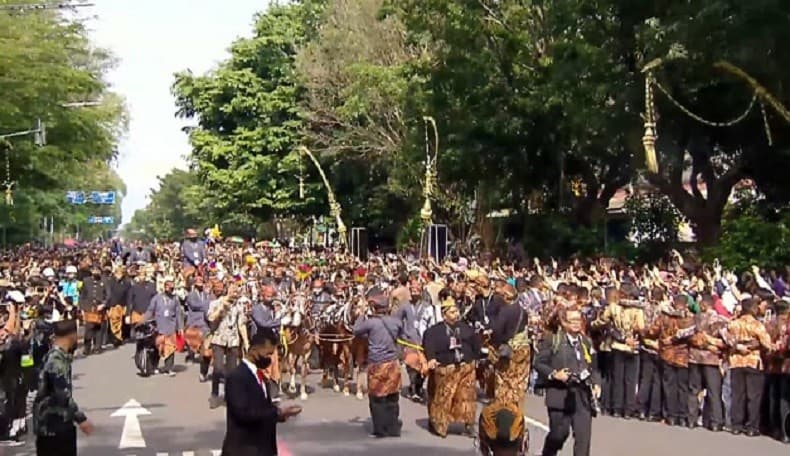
7, 344, 789, 456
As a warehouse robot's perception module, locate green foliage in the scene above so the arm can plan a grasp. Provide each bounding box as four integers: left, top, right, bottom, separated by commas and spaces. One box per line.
624, 192, 683, 261
706, 212, 790, 273
0, 1, 128, 245
128, 0, 790, 258
172, 2, 320, 228
625, 193, 682, 246
122, 169, 207, 241
705, 209, 790, 273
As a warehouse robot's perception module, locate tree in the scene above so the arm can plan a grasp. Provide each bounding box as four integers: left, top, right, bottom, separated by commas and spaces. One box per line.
636, 0, 790, 244
295, 0, 424, 240
0, 2, 128, 245
122, 168, 207, 241
172, 2, 328, 232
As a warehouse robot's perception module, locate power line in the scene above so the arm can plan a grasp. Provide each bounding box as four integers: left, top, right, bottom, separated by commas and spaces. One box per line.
0, 2, 94, 13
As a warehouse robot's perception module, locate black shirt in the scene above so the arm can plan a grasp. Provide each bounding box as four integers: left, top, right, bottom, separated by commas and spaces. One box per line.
467, 294, 505, 330
128, 281, 157, 315
422, 320, 481, 366
491, 303, 526, 346
106, 277, 131, 308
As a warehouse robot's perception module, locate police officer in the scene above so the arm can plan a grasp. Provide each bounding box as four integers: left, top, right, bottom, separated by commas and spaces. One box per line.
534, 307, 600, 456
33, 319, 94, 456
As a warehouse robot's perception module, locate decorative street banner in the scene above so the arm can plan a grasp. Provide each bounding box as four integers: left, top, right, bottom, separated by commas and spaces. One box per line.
67, 191, 116, 205
88, 216, 115, 225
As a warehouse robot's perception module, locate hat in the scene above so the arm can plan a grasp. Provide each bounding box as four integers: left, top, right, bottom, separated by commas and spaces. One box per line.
6, 290, 25, 304
368, 293, 389, 312
53, 319, 78, 337
440, 296, 456, 310
479, 402, 525, 444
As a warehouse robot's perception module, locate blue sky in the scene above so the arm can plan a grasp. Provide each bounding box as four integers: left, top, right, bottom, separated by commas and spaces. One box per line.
87, 0, 269, 224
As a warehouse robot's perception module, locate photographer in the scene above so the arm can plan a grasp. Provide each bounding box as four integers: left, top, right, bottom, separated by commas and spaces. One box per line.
0, 289, 23, 444
206, 284, 247, 409
534, 307, 601, 456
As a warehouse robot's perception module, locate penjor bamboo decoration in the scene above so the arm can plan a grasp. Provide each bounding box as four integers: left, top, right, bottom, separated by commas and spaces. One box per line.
297, 146, 347, 246
643, 70, 659, 174
714, 60, 790, 124
420, 116, 439, 226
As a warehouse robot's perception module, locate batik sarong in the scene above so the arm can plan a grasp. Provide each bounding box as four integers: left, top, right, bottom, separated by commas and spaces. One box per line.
427, 362, 477, 436
155, 334, 177, 359
403, 347, 428, 375
493, 342, 531, 408
108, 305, 125, 342
183, 326, 202, 352
130, 311, 145, 325
368, 358, 402, 398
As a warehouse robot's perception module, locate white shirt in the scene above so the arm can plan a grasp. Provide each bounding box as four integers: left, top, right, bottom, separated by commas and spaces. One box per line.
241, 358, 267, 399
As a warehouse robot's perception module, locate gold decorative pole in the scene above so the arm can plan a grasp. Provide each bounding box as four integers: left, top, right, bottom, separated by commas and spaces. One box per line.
642, 71, 659, 174
297, 146, 347, 246
421, 116, 439, 226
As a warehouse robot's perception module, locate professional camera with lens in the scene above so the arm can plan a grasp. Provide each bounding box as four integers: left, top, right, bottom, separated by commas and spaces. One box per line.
568, 369, 602, 417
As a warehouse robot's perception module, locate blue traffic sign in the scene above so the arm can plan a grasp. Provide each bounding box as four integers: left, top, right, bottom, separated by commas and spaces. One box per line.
88, 216, 115, 225
89, 191, 116, 205
68, 190, 116, 205
66, 191, 85, 205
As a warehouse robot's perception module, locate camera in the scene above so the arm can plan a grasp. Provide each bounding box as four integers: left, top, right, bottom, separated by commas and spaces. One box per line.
568, 369, 602, 417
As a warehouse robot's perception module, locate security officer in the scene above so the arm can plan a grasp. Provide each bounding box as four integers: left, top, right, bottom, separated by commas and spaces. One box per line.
534, 307, 600, 456
33, 319, 94, 456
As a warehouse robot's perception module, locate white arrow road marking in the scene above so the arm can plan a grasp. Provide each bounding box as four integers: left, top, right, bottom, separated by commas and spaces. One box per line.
110, 399, 151, 449
182, 452, 195, 456
211, 450, 221, 456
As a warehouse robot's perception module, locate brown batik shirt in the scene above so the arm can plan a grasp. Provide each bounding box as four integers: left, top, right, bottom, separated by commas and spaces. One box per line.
725, 314, 772, 370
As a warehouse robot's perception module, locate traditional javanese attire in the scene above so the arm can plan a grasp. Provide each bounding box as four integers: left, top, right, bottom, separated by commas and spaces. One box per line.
143, 291, 183, 373
354, 301, 404, 438
490, 300, 531, 408
423, 311, 481, 437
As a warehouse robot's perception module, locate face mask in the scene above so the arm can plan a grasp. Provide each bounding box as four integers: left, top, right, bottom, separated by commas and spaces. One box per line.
254, 356, 272, 370
312, 288, 322, 295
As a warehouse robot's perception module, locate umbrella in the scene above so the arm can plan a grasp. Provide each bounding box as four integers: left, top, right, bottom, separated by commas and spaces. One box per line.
62, 238, 78, 247
229, 236, 245, 244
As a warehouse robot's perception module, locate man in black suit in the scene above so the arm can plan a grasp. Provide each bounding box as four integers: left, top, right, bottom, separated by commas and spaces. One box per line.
221, 325, 301, 456
534, 307, 601, 456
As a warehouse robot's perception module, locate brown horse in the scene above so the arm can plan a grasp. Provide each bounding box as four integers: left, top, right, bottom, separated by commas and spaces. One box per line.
281, 292, 313, 400
316, 297, 369, 397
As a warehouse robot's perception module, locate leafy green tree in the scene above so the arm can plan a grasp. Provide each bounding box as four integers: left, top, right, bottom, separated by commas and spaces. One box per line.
1, 1, 128, 245
122, 169, 209, 241
295, 0, 424, 240
172, 2, 325, 231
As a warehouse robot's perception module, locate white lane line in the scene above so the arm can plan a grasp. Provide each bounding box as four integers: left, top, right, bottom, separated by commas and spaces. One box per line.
524, 415, 550, 432
156, 453, 168, 456
211, 451, 222, 456
182, 452, 195, 456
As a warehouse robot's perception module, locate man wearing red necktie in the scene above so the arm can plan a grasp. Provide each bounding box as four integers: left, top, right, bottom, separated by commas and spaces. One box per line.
221, 325, 301, 456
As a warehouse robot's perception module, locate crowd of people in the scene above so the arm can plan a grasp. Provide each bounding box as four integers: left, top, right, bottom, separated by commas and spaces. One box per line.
0, 231, 788, 455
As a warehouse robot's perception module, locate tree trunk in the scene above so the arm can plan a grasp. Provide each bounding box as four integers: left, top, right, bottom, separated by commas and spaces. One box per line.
687, 209, 723, 246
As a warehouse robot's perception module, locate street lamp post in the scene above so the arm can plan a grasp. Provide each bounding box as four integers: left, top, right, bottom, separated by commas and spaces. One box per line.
1, 119, 47, 205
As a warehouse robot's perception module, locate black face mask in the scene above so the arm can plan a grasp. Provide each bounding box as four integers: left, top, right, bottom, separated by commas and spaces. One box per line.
254, 356, 272, 370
